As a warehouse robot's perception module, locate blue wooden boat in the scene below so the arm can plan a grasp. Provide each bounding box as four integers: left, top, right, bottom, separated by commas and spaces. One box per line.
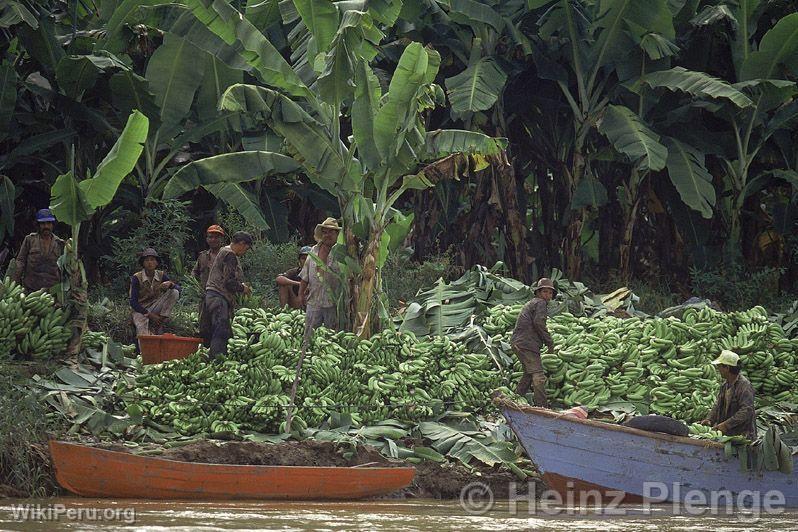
501, 400, 798, 506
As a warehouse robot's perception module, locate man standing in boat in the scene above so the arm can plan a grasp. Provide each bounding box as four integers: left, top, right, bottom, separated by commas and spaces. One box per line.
700, 350, 757, 440
201, 231, 253, 358
511, 278, 557, 408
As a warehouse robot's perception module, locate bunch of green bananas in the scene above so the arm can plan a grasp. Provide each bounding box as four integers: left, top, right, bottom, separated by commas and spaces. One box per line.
0, 278, 72, 359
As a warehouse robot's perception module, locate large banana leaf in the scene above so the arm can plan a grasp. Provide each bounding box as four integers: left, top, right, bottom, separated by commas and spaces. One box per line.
740, 13, 798, 81
196, 54, 243, 124
399, 278, 478, 336
145, 34, 204, 140
663, 137, 715, 219
108, 71, 162, 128
50, 172, 92, 226
0, 175, 14, 238
0, 62, 16, 140
220, 84, 358, 192
204, 182, 270, 229
598, 105, 667, 172
418, 421, 518, 468
422, 129, 507, 160
292, 0, 339, 54
636, 67, 753, 108
445, 54, 507, 114
55, 53, 129, 100
571, 175, 608, 209
183, 0, 312, 99
0, 129, 76, 168
78, 111, 149, 209
447, 0, 504, 32
97, 0, 164, 53
163, 151, 300, 198
17, 19, 64, 73
351, 60, 382, 171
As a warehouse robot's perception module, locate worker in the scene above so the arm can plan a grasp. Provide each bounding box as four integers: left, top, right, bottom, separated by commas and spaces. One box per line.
276, 245, 311, 309
12, 209, 65, 292
511, 278, 557, 408
191, 225, 226, 289
700, 350, 757, 440
201, 231, 253, 358
129, 248, 181, 337
300, 218, 340, 346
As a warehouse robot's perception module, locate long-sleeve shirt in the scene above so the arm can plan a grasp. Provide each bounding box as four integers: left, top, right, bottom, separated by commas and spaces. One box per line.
13, 233, 65, 291
511, 297, 554, 351
129, 270, 180, 314
204, 245, 245, 305
191, 249, 219, 288
707, 374, 757, 440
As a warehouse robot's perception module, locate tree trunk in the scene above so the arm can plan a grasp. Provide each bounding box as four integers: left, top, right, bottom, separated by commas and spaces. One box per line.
619, 195, 642, 282
492, 153, 530, 282
563, 151, 587, 279
353, 230, 380, 338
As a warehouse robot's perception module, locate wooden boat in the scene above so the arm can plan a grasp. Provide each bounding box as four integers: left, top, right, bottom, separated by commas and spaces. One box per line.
500, 400, 798, 506
49, 441, 415, 500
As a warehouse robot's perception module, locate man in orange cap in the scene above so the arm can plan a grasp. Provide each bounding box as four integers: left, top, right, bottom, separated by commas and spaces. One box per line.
192, 225, 226, 289
511, 278, 558, 408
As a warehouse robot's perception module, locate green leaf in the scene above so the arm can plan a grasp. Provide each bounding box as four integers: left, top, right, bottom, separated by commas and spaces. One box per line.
635, 67, 753, 108
368, 0, 403, 26
204, 182, 269, 229
445, 56, 507, 114
50, 172, 92, 227
56, 53, 129, 100
182, 0, 311, 99
197, 54, 243, 124
418, 421, 517, 467
145, 34, 205, 139
448, 0, 504, 32
385, 210, 414, 252
351, 60, 382, 171
598, 105, 667, 172
109, 70, 162, 127
0, 129, 76, 167
638, 32, 680, 60
293, 0, 339, 53
18, 19, 64, 72
220, 84, 357, 192
740, 12, 798, 80
422, 129, 507, 160
0, 62, 17, 140
78, 111, 149, 209
399, 278, 478, 336
163, 150, 300, 198
730, 0, 762, 76
663, 137, 716, 219
571, 176, 608, 210
0, 1, 37, 29
0, 175, 14, 238
97, 0, 164, 53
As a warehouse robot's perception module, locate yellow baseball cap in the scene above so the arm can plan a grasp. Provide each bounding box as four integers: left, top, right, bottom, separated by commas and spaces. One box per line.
711, 350, 740, 366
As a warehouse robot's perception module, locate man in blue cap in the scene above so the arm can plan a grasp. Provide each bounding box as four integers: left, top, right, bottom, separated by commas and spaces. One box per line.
12, 209, 65, 292
276, 245, 311, 309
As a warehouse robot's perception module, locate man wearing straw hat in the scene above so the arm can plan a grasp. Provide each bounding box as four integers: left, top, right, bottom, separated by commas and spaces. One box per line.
129, 248, 181, 337
511, 278, 558, 407
299, 217, 341, 345
700, 350, 757, 440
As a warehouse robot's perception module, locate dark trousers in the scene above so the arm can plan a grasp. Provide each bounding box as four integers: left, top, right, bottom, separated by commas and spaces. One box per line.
513, 343, 549, 408
201, 290, 232, 358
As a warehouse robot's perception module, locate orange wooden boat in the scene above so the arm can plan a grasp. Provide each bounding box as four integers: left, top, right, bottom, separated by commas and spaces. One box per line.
49, 441, 416, 500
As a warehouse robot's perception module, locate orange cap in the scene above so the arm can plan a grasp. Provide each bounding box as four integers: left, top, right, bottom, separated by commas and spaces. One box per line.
206, 224, 225, 236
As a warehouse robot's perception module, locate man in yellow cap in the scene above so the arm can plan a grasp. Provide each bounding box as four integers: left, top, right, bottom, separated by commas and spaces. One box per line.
192, 225, 226, 289
700, 350, 757, 440
299, 217, 341, 345
511, 278, 558, 407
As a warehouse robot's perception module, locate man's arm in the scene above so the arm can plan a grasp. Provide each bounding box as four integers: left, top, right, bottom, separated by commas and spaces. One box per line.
129, 276, 148, 314
704, 389, 722, 425
532, 300, 555, 350
161, 273, 181, 293
276, 273, 301, 286
12, 236, 30, 283
222, 254, 245, 294
191, 255, 202, 281
719, 383, 755, 433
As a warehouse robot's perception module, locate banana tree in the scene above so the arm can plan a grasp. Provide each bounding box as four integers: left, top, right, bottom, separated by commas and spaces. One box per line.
161, 1, 505, 336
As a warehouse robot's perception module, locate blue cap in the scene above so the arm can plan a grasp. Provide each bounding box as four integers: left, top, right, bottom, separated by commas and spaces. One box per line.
299, 245, 312, 256
36, 209, 56, 222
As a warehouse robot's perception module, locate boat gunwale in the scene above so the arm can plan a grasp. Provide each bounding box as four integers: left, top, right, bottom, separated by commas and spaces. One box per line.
497, 398, 725, 450
50, 440, 416, 472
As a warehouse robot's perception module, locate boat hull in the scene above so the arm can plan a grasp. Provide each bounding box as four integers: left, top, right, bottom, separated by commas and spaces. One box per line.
49, 441, 415, 500
501, 403, 798, 507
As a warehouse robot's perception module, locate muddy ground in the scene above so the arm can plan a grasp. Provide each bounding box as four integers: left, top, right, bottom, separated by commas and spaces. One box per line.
96, 440, 539, 499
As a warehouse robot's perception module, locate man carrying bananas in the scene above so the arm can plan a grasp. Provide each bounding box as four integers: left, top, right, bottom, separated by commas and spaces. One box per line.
512, 278, 557, 407
700, 350, 757, 440
201, 231, 253, 358
12, 209, 64, 293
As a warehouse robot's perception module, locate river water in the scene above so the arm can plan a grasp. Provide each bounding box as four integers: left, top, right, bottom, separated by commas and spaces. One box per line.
1, 499, 796, 531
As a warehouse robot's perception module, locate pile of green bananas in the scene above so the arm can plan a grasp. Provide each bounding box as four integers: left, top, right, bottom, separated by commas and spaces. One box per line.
125, 307, 506, 435
485, 304, 798, 421
0, 277, 71, 360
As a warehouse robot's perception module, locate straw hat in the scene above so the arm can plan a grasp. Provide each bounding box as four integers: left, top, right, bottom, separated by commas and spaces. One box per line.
314, 217, 341, 242
533, 278, 557, 295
